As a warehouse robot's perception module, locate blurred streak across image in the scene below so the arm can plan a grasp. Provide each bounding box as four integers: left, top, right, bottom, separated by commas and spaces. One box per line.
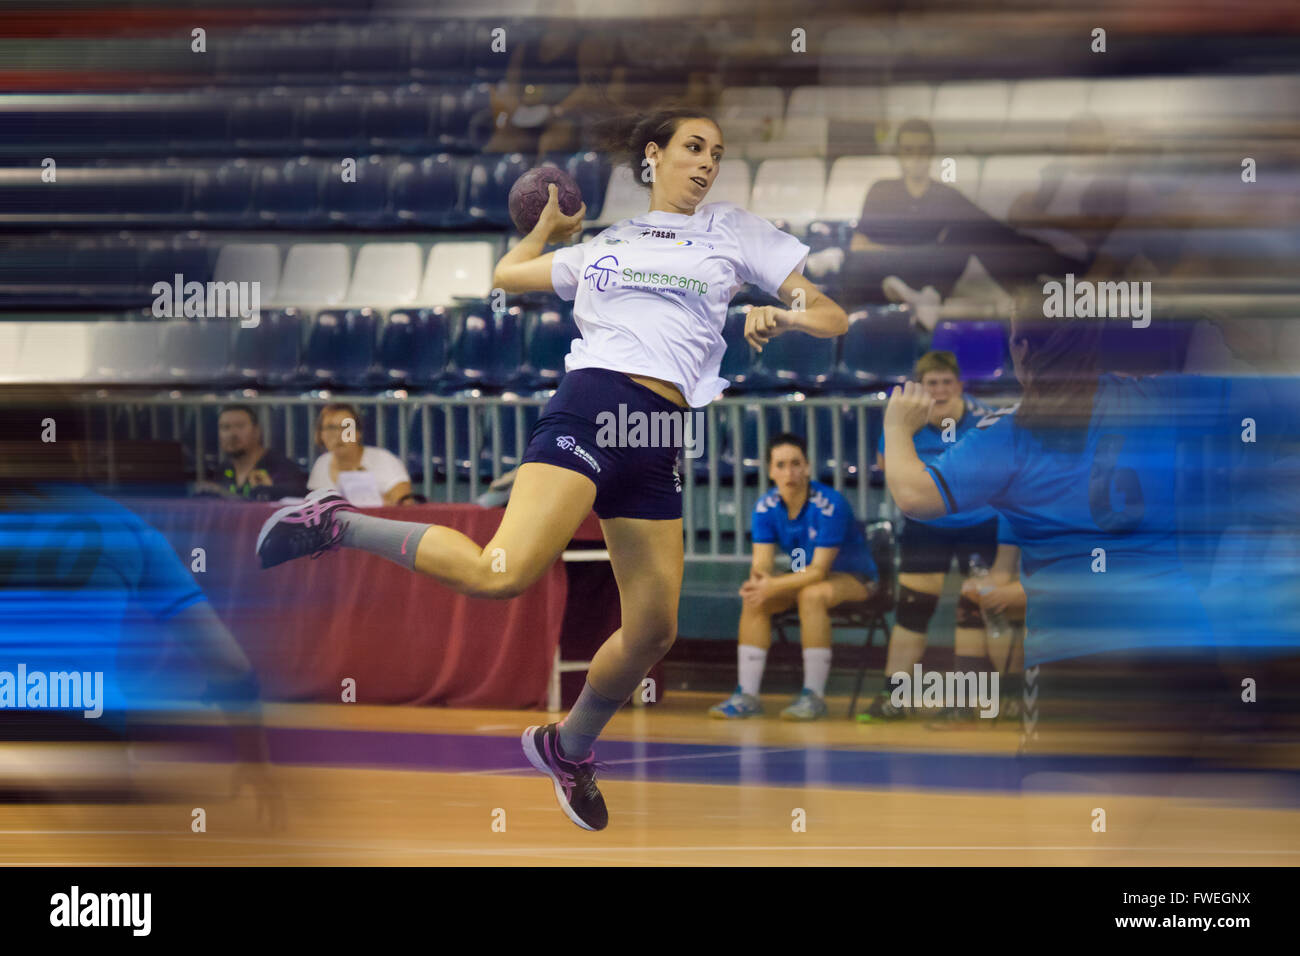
0, 0, 1298, 867
0, 392, 286, 855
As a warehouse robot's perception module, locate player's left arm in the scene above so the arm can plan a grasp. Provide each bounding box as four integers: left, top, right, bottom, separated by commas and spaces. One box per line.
883, 381, 946, 519
744, 270, 849, 350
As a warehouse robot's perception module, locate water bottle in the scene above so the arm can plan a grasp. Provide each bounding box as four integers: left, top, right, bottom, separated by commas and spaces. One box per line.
967, 554, 1009, 641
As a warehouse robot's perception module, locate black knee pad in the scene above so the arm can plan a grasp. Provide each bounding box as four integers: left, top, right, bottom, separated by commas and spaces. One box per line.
896, 586, 940, 633
957, 594, 984, 629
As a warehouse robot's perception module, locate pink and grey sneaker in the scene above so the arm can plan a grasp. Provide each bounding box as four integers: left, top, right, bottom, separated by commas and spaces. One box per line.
521, 723, 609, 831
255, 488, 355, 569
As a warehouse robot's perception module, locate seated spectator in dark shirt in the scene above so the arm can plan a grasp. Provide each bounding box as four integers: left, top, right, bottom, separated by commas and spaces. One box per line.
195, 405, 306, 502
816, 118, 1073, 328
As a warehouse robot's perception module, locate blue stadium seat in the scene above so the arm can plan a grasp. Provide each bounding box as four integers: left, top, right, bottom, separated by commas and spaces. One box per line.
254, 157, 325, 227
322, 155, 391, 227
38, 168, 121, 219
158, 319, 234, 387
138, 238, 215, 296
409, 24, 470, 80
340, 26, 412, 80
106, 105, 166, 149
118, 166, 190, 223
191, 160, 254, 225
69, 241, 146, 306
303, 309, 357, 386
390, 155, 463, 227
0, 240, 74, 306
720, 305, 760, 390
229, 92, 297, 149
831, 305, 917, 389
930, 320, 1008, 385
436, 83, 493, 152
465, 153, 531, 226
376, 308, 450, 389
754, 319, 836, 390
520, 305, 577, 388
299, 91, 368, 153
163, 97, 230, 152
229, 307, 303, 389
364, 85, 434, 151
333, 308, 380, 388
447, 304, 525, 388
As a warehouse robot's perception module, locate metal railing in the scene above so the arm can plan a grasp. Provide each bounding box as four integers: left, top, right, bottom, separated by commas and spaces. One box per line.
85, 390, 1018, 558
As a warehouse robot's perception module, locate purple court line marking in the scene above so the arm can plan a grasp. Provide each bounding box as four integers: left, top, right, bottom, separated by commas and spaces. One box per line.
131, 724, 1300, 806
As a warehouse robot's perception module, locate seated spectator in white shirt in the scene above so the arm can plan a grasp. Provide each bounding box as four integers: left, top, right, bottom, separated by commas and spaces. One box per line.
307, 403, 414, 506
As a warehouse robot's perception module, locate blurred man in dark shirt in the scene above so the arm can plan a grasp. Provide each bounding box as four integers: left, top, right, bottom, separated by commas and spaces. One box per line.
197, 405, 306, 502
834, 119, 1073, 327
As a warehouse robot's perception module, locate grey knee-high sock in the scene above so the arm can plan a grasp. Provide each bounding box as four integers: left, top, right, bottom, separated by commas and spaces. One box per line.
338, 512, 431, 571
558, 681, 624, 760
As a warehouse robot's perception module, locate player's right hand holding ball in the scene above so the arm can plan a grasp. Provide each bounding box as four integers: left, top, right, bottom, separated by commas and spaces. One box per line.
884, 380, 934, 435
533, 183, 587, 244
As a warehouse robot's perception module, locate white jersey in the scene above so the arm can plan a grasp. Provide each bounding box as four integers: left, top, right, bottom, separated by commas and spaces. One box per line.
307, 446, 410, 495
550, 201, 810, 407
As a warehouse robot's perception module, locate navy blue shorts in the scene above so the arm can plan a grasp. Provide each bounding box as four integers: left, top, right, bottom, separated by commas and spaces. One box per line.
898, 516, 999, 575
521, 368, 689, 521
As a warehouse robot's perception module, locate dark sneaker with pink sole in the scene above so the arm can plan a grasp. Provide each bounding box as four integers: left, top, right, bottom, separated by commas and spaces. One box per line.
521, 723, 609, 831
256, 488, 355, 569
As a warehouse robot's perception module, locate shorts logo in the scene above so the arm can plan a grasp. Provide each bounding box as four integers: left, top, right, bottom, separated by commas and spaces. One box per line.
672, 460, 682, 493
555, 435, 601, 473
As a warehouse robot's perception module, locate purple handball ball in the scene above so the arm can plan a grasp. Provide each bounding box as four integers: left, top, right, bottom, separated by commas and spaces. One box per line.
508, 166, 584, 235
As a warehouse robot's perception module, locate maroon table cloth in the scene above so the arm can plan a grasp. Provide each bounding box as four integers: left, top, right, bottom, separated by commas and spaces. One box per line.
138, 501, 608, 710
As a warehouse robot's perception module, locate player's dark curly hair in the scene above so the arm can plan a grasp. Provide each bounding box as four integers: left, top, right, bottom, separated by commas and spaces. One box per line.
594, 106, 720, 192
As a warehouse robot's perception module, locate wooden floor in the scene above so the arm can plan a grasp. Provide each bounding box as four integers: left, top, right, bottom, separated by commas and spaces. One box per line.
3, 692, 1299, 866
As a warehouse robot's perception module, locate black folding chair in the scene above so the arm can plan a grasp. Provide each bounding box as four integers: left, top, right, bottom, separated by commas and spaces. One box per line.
771, 518, 897, 718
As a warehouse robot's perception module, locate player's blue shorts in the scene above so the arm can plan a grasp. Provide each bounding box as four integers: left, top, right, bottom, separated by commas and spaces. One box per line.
521, 368, 687, 521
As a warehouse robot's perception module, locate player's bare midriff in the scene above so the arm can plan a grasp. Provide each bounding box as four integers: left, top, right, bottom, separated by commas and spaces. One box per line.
627, 373, 689, 407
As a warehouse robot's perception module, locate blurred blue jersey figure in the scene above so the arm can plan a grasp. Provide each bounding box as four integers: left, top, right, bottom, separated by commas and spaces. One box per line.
0, 483, 207, 723
925, 370, 1237, 667
1182, 323, 1300, 656
0, 395, 280, 821
0, 396, 264, 730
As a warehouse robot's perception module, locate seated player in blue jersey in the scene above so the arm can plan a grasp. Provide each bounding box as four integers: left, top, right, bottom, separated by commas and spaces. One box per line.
711, 433, 877, 721
858, 351, 1002, 724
